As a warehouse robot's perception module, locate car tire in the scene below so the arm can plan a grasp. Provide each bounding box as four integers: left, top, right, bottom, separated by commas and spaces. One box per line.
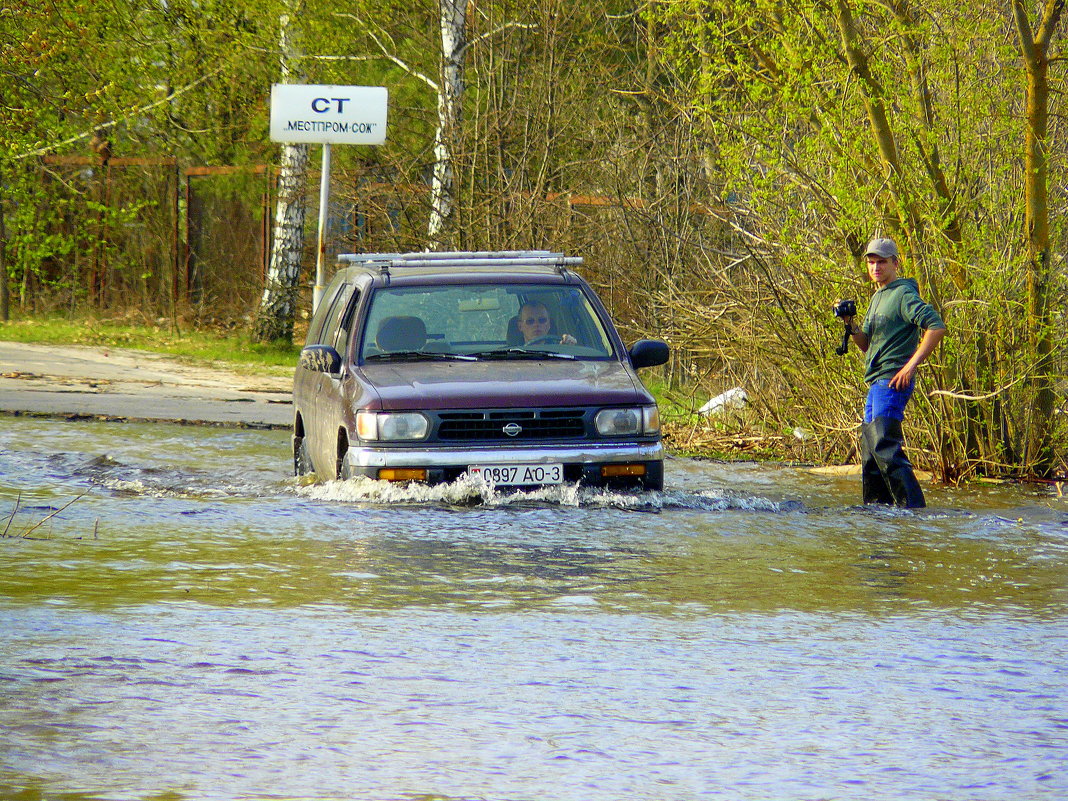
336, 430, 351, 480
294, 436, 313, 477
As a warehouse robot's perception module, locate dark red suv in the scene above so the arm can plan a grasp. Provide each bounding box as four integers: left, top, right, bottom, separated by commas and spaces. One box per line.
292, 251, 669, 490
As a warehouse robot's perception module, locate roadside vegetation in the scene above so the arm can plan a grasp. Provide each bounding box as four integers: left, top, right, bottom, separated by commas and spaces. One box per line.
2, 1, 1065, 482
0, 314, 813, 464
0, 317, 299, 374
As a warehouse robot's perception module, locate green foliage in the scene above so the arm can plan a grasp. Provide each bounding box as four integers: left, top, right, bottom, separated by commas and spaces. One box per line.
638, 0, 1066, 479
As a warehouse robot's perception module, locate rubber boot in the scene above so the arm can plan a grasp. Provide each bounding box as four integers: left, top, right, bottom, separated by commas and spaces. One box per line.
860, 422, 895, 505
868, 416, 926, 508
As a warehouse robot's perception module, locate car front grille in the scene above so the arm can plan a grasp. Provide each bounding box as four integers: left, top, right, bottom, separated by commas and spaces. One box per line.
437, 409, 587, 441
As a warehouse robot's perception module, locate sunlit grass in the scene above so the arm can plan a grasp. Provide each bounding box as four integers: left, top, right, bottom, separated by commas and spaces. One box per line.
0, 316, 300, 373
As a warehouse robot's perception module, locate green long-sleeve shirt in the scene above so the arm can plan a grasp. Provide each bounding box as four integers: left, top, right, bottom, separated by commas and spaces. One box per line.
861, 278, 945, 385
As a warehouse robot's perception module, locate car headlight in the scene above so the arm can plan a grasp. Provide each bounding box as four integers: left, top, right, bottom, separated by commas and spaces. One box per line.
356, 411, 429, 441
594, 406, 659, 436
642, 405, 660, 434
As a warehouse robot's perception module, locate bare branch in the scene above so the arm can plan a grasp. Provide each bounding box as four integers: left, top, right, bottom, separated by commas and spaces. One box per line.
333, 12, 437, 90
929, 374, 1028, 402
1036, 0, 1066, 49
15, 69, 223, 160
458, 21, 538, 59
12, 493, 90, 539
2, 492, 19, 538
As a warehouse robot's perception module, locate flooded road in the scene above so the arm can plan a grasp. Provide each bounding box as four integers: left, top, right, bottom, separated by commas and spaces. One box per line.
2, 416, 1066, 800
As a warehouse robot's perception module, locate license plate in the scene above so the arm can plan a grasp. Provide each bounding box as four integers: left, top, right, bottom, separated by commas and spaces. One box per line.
468, 463, 564, 486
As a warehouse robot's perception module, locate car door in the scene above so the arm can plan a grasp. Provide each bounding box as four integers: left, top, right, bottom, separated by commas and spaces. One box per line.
303, 284, 355, 476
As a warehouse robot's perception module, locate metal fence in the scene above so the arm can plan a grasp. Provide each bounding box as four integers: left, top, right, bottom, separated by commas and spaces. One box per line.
34, 157, 270, 323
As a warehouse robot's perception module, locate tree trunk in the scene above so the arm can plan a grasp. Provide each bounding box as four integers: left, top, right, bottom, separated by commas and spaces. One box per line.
427, 0, 467, 248
888, 1, 967, 292
1012, 0, 1063, 475
835, 2, 930, 267
255, 141, 309, 342
254, 2, 309, 344
0, 167, 8, 322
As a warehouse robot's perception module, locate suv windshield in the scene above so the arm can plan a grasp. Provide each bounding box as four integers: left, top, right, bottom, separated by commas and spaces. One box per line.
359, 284, 615, 361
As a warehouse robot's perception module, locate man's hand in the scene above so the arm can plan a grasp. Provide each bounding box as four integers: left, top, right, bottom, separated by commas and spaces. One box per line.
890, 328, 947, 389
888, 364, 917, 390
843, 316, 870, 352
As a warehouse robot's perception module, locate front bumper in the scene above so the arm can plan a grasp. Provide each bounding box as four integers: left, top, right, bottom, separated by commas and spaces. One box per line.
341, 441, 664, 487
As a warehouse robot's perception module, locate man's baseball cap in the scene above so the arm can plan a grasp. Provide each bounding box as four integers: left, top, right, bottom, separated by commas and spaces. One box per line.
863, 238, 899, 259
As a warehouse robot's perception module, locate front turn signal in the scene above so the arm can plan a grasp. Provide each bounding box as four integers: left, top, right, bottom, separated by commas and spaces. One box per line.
601, 464, 646, 478
377, 468, 427, 482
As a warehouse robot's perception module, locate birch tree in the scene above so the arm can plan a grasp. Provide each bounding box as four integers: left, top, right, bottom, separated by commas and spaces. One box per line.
352, 1, 534, 248
255, 2, 310, 343
427, 0, 467, 246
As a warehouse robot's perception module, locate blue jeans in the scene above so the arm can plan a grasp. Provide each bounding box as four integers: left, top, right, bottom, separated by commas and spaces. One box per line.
865, 378, 914, 423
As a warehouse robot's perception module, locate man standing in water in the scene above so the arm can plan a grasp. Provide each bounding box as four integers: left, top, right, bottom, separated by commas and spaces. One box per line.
840, 238, 947, 508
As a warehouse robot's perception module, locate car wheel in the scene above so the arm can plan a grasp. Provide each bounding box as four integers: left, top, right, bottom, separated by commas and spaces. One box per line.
294, 436, 313, 476
336, 429, 351, 480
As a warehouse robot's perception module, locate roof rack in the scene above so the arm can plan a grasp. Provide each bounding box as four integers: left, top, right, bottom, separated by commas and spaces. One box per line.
337, 250, 583, 272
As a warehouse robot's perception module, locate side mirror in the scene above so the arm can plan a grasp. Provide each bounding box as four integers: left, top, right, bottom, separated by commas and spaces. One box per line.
298, 344, 342, 375
629, 339, 669, 369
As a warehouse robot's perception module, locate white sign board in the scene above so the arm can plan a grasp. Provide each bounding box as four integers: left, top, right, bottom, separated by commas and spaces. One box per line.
270, 84, 388, 145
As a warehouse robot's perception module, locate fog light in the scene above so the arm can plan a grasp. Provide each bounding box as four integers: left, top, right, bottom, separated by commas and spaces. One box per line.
378, 468, 427, 482
601, 464, 646, 478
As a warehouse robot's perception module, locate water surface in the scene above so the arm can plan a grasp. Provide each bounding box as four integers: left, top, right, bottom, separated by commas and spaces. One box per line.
2, 417, 1066, 800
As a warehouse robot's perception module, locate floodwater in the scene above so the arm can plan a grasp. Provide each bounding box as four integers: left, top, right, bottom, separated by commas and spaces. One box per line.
1, 417, 1066, 801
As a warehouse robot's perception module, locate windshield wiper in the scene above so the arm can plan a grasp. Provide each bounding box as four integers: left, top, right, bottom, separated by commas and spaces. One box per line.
467, 348, 575, 360
365, 351, 476, 361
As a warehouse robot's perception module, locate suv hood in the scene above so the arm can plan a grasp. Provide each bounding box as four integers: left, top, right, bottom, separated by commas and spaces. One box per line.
355, 359, 650, 410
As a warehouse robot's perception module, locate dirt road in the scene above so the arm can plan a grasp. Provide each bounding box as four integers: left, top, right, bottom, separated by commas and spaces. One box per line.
0, 341, 293, 428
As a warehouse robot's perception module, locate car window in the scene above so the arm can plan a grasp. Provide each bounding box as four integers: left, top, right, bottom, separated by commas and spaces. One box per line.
332, 289, 361, 355
358, 284, 615, 360
305, 279, 344, 345
315, 285, 354, 347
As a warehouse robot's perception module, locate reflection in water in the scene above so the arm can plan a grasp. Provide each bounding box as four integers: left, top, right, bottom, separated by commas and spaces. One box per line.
1, 417, 1067, 800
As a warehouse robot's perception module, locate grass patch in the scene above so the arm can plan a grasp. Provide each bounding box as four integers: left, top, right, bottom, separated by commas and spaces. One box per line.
0, 316, 300, 374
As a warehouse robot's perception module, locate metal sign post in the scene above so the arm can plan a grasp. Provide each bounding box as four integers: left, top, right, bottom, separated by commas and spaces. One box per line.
269, 84, 388, 313
314, 142, 331, 311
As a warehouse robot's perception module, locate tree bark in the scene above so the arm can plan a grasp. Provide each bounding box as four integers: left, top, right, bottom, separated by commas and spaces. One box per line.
835, 1, 900, 179
1012, 0, 1063, 475
887, 1, 966, 290
254, 2, 309, 344
427, 0, 467, 248
0, 164, 8, 321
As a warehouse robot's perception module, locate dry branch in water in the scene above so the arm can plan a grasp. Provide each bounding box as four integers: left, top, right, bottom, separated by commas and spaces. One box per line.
2, 492, 91, 539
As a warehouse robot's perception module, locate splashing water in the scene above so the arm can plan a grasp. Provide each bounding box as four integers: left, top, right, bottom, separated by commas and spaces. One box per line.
295, 471, 796, 513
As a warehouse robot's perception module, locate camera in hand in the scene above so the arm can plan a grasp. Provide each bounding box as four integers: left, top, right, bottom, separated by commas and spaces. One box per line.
832, 299, 857, 356
833, 299, 856, 319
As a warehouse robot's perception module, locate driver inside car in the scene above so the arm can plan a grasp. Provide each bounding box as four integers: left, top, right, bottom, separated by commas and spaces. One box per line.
517, 302, 577, 345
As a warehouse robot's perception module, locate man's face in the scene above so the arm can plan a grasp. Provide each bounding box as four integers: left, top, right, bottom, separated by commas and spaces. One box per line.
518, 304, 550, 342
866, 255, 899, 287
